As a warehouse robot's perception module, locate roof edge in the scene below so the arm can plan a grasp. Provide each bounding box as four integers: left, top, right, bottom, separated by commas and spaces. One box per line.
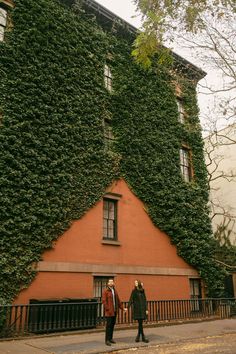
82, 0, 206, 80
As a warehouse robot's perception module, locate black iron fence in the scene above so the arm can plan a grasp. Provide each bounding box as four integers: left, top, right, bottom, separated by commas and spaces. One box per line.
0, 298, 235, 338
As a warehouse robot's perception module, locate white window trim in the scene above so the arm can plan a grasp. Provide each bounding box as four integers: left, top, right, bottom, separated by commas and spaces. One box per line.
176, 99, 185, 124
0, 7, 7, 42
104, 64, 112, 92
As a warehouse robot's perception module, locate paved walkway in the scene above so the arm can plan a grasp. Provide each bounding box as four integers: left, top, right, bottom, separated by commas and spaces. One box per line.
0, 319, 236, 354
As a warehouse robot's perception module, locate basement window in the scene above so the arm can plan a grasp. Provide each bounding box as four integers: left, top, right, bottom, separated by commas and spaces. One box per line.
93, 276, 114, 300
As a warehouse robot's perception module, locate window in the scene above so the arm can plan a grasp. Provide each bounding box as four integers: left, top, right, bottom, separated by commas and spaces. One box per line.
224, 275, 234, 298
190, 278, 201, 299
180, 147, 192, 182
176, 99, 185, 123
94, 276, 114, 320
93, 276, 113, 300
104, 64, 112, 92
103, 198, 117, 240
190, 278, 202, 311
104, 118, 115, 149
0, 6, 7, 41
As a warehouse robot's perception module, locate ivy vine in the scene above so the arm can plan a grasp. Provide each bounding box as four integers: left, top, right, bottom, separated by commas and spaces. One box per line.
0, 0, 224, 302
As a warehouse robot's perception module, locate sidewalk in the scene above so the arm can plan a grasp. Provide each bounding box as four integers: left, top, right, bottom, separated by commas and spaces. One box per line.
0, 319, 236, 354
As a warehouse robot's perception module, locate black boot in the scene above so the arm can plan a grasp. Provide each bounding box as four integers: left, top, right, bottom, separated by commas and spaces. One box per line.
135, 334, 140, 342
142, 335, 149, 343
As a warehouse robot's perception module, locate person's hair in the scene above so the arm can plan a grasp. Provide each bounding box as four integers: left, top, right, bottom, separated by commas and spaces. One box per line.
135, 280, 143, 290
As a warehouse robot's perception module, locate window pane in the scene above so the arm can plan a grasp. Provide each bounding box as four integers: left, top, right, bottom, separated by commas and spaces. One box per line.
103, 219, 108, 238
194, 281, 200, 295
104, 64, 112, 92
108, 220, 114, 238
103, 200, 109, 219
177, 99, 185, 123
190, 279, 201, 311
183, 166, 190, 182
0, 8, 7, 27
108, 202, 114, 219
107, 79, 112, 92
104, 64, 111, 78
104, 120, 115, 150
0, 8, 7, 42
180, 148, 191, 182
94, 277, 113, 298
104, 121, 114, 140
0, 27, 4, 41
190, 279, 201, 297
104, 64, 108, 76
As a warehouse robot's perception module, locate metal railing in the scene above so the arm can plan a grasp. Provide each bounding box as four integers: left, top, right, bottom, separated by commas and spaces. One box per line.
0, 298, 235, 338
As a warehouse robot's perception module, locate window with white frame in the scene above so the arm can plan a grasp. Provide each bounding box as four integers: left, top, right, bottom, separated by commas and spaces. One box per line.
176, 99, 185, 124
180, 147, 192, 182
104, 64, 112, 92
0, 7, 7, 42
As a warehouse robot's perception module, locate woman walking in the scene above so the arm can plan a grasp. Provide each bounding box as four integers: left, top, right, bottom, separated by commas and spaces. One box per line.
128, 280, 149, 343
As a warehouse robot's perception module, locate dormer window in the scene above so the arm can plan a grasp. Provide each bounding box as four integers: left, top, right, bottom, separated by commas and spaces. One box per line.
0, 6, 7, 42
176, 99, 185, 124
104, 64, 112, 92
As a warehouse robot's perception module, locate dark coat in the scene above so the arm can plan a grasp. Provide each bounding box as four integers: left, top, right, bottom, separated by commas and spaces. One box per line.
128, 288, 147, 320
102, 287, 123, 317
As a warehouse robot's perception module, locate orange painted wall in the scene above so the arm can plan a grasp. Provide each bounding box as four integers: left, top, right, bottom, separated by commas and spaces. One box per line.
16, 273, 191, 304
17, 273, 92, 302
15, 179, 197, 304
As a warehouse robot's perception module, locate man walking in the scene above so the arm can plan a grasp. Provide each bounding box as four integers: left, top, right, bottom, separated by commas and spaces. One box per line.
102, 279, 126, 346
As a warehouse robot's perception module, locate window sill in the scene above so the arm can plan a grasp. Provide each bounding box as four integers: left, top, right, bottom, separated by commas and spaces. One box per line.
102, 239, 121, 246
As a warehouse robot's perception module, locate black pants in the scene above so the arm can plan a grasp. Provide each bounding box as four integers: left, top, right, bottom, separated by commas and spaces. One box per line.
137, 319, 144, 337
105, 314, 117, 342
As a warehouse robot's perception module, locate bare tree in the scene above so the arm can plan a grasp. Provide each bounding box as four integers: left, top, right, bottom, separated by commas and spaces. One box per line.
133, 1, 236, 255
204, 124, 236, 253
190, 14, 236, 250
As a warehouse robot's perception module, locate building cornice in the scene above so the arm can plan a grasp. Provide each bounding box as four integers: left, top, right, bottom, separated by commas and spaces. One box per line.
36, 261, 199, 277
82, 0, 206, 81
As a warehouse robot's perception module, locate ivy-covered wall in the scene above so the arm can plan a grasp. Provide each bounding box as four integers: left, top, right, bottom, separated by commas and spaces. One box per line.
0, 0, 224, 303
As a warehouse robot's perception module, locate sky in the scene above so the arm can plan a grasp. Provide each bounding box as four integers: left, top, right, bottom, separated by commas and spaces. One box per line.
94, 0, 234, 134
